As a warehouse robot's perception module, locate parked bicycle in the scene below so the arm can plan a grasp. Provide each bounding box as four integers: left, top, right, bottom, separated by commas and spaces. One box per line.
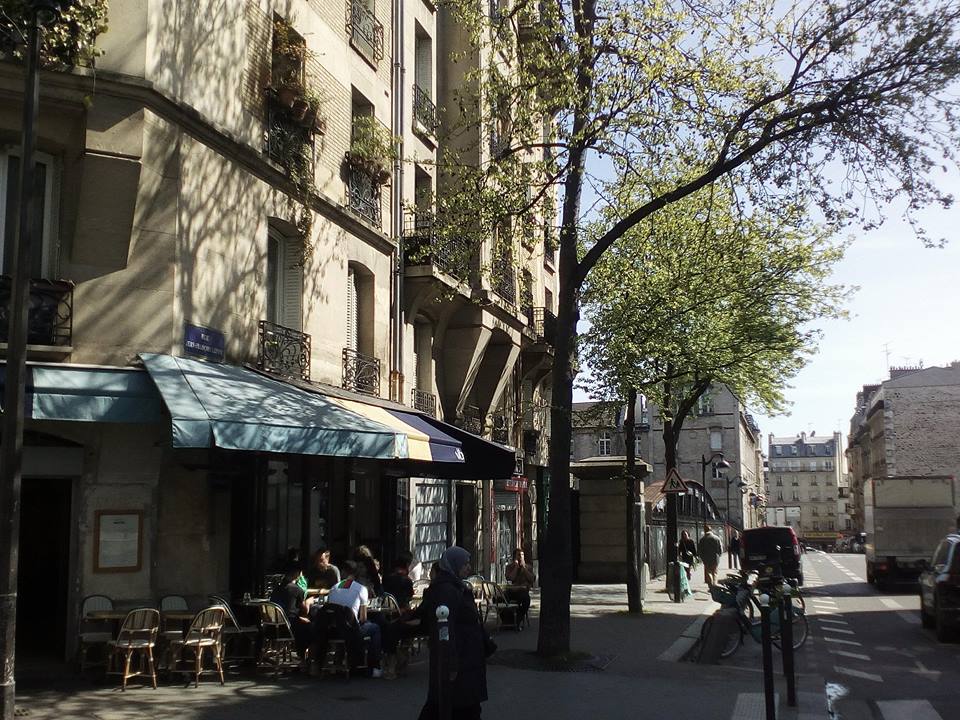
701, 571, 808, 659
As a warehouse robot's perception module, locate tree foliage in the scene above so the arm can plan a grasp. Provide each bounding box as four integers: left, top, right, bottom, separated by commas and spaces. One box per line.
0, 0, 109, 68
435, 0, 960, 656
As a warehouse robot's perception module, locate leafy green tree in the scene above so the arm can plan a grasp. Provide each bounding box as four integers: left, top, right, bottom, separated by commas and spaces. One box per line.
436, 0, 960, 656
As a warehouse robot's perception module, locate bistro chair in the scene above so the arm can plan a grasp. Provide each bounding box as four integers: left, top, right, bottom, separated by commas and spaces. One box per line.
208, 594, 258, 665
106, 608, 160, 691
168, 606, 226, 687
78, 594, 115, 672
484, 581, 522, 631
257, 602, 298, 676
370, 593, 402, 622
158, 594, 190, 642
465, 576, 490, 620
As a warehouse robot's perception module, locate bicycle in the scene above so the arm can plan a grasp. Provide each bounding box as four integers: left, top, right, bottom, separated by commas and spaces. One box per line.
701, 572, 808, 659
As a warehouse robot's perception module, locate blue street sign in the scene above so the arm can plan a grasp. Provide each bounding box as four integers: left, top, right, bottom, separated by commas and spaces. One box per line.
183, 323, 225, 362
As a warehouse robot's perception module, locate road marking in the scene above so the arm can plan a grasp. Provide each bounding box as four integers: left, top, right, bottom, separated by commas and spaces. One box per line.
898, 611, 921, 626
817, 617, 849, 625
824, 636, 862, 646
827, 648, 871, 661
821, 626, 856, 635
834, 666, 883, 682
910, 660, 941, 681
881, 598, 901, 609
730, 692, 779, 720
877, 699, 944, 720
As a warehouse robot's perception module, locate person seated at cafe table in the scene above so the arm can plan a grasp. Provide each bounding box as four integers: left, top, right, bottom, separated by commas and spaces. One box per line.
354, 545, 383, 597
382, 556, 415, 609
504, 548, 535, 626
327, 561, 383, 678
307, 546, 341, 590
270, 564, 315, 657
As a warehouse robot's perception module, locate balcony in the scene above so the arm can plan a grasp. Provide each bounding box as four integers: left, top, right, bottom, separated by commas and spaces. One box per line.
411, 387, 437, 417
0, 277, 74, 352
492, 269, 516, 305
523, 428, 540, 455
403, 214, 468, 280
532, 307, 556, 345
347, 166, 382, 226
492, 414, 510, 445
266, 104, 313, 172
347, 0, 384, 65
460, 405, 483, 436
258, 320, 311, 381
412, 84, 437, 137
342, 347, 380, 396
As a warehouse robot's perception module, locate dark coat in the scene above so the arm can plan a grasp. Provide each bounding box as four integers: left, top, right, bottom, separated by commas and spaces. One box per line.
678, 537, 698, 563
417, 572, 488, 710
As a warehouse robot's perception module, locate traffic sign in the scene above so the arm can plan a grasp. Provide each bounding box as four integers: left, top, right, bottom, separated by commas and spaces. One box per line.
660, 468, 689, 493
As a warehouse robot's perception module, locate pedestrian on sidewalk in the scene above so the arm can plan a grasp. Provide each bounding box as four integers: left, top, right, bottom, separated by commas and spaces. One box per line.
698, 525, 723, 587
417, 546, 492, 720
678, 531, 698, 580
729, 531, 741, 569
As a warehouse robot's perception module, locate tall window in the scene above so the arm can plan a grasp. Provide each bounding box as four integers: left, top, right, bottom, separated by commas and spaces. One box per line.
634, 434, 642, 458
0, 149, 57, 277
265, 227, 303, 330
597, 430, 611, 456
709, 429, 722, 451
774, 446, 782, 456
696, 393, 715, 415
346, 266, 358, 351
809, 461, 817, 471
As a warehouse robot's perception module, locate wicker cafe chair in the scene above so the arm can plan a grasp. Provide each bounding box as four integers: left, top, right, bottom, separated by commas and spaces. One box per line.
372, 592, 402, 622
257, 602, 298, 676
158, 594, 190, 643
106, 608, 160, 690
78, 594, 114, 672
465, 576, 490, 621
208, 594, 258, 665
168, 606, 226, 687
484, 581, 522, 630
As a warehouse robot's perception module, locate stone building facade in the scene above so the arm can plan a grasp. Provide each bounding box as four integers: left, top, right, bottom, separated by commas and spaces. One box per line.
0, 0, 555, 661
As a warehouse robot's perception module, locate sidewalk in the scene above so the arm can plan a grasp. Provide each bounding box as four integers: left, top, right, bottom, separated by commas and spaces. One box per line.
14, 572, 826, 720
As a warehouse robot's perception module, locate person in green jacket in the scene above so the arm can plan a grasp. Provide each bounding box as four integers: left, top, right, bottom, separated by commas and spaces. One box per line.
697, 525, 723, 587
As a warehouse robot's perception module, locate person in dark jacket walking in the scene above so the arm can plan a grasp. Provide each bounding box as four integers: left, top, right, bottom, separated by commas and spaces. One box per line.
698, 525, 723, 587
417, 546, 489, 720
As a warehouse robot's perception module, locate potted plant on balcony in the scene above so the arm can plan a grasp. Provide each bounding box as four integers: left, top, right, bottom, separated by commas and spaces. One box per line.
346, 114, 399, 185
269, 19, 307, 109
298, 89, 328, 134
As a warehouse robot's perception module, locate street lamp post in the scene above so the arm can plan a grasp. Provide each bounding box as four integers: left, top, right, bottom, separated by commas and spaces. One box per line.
725, 475, 749, 567
0, 5, 71, 718
700, 452, 730, 540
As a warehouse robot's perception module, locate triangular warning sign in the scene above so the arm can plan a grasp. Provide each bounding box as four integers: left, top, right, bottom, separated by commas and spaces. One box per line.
660, 468, 689, 493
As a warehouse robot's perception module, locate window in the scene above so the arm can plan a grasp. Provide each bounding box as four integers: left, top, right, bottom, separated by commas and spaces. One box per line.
346, 262, 375, 356
777, 491, 783, 501
828, 521, 835, 530
792, 491, 799, 501
809, 461, 817, 471
811, 507, 819, 515
812, 521, 819, 531
265, 226, 303, 330
792, 478, 799, 486
845, 519, 852, 530
810, 477, 818, 485
791, 446, 798, 456
346, 266, 358, 351
696, 394, 715, 415
825, 460, 834, 470
0, 149, 58, 277
776, 479, 783, 486
709, 429, 722, 451
597, 430, 611, 456
634, 434, 642, 458
544, 287, 554, 313
774, 446, 782, 456
412, 25, 436, 135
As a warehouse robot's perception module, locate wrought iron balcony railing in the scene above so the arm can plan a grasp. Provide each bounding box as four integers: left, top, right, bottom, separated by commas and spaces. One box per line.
460, 405, 484, 436
492, 414, 510, 445
347, 0, 384, 65
412, 84, 437, 136
492, 268, 516, 305
266, 104, 313, 171
348, 166, 382, 226
403, 214, 469, 280
0, 277, 74, 347
342, 347, 381, 396
521, 304, 534, 326
533, 306, 557, 345
258, 320, 311, 381
411, 387, 437, 417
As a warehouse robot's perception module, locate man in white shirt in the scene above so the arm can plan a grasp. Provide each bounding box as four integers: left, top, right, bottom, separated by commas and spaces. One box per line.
327, 561, 382, 677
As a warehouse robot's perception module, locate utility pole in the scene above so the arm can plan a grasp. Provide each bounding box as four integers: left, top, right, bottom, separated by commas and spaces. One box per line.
0, 4, 67, 717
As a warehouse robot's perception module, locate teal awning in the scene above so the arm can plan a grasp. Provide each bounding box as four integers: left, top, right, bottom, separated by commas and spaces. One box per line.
0, 363, 164, 423
140, 353, 407, 459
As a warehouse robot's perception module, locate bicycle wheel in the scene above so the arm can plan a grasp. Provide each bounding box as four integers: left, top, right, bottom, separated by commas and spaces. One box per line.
772, 609, 809, 650
698, 615, 744, 660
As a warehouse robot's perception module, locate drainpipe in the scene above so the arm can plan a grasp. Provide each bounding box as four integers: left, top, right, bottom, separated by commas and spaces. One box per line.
390, 0, 406, 403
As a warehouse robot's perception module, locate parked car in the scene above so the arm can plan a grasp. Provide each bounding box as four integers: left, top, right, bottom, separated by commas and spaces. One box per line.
919, 533, 960, 642
740, 526, 803, 585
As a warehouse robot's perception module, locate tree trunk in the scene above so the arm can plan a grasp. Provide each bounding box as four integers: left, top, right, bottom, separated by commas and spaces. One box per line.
625, 388, 641, 613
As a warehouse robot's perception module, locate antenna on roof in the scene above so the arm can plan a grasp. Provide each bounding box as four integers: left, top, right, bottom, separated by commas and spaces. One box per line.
882, 342, 891, 372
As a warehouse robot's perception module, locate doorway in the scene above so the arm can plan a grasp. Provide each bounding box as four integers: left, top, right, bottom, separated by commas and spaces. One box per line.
17, 477, 72, 662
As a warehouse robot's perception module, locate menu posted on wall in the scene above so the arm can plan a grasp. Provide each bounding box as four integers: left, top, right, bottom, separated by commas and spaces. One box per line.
95, 511, 143, 572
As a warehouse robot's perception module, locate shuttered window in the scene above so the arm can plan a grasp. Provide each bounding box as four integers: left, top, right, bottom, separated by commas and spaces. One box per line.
346, 266, 358, 351
281, 237, 302, 331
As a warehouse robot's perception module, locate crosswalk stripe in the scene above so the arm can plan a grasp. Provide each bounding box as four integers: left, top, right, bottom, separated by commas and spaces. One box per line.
898, 611, 921, 626
834, 666, 883, 682
821, 626, 855, 635
824, 636, 862, 646
881, 598, 901, 609
817, 617, 849, 625
877, 699, 943, 720
827, 648, 871, 661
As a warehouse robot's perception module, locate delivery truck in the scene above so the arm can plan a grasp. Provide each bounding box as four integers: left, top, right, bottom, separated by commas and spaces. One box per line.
864, 475, 957, 589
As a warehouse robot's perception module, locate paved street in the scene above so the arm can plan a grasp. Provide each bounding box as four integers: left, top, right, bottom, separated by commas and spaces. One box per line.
715, 553, 960, 719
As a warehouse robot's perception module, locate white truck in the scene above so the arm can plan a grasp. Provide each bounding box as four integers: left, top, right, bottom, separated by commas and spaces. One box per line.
864, 475, 957, 588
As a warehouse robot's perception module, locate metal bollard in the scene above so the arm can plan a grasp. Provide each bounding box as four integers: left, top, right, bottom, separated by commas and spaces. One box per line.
436, 605, 451, 720
781, 584, 796, 707
759, 592, 776, 720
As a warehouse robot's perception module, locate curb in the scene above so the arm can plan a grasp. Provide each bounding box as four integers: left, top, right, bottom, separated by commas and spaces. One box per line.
656, 604, 714, 662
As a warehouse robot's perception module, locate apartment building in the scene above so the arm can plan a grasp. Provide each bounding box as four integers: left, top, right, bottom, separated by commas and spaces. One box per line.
643, 384, 765, 531
765, 431, 844, 548
846, 363, 960, 539
0, 0, 554, 660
